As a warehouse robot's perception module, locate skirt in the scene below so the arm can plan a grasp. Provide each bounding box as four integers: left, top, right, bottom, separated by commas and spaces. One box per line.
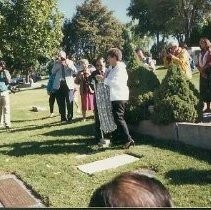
200, 73, 211, 102
81, 93, 94, 111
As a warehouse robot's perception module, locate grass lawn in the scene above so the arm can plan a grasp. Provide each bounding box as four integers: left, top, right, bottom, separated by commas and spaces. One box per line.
0, 76, 210, 207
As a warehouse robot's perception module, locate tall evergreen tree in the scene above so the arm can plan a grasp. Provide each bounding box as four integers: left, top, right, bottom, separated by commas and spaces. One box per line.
62, 0, 124, 62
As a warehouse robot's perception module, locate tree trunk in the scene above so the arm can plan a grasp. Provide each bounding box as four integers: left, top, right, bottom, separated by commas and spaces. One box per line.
25, 69, 29, 84
156, 31, 160, 46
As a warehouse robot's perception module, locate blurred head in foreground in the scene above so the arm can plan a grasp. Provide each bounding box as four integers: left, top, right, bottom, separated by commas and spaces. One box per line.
89, 172, 173, 208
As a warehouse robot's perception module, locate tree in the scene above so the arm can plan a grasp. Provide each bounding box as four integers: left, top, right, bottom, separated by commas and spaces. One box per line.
0, 0, 63, 80
127, 0, 176, 46
189, 21, 211, 45
128, 0, 211, 44
171, 0, 211, 44
62, 0, 124, 62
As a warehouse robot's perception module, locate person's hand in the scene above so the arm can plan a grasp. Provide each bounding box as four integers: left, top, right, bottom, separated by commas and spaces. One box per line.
61, 60, 67, 67
96, 75, 104, 81
167, 53, 173, 59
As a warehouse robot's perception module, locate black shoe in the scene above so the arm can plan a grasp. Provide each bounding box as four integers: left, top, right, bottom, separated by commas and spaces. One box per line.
123, 139, 135, 149
5, 126, 11, 131
61, 118, 68, 124
67, 117, 72, 123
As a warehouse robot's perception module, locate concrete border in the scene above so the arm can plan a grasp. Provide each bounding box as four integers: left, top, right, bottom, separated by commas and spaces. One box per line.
134, 120, 211, 150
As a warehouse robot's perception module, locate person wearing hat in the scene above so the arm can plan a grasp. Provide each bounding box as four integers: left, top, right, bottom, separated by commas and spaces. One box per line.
0, 61, 12, 129
163, 41, 192, 79
52, 51, 77, 123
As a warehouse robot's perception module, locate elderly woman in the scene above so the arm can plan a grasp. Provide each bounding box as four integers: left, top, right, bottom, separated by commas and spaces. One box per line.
197, 38, 211, 112
163, 42, 192, 79
75, 59, 94, 121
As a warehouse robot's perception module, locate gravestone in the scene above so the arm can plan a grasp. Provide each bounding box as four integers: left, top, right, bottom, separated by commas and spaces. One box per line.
77, 154, 139, 175
0, 175, 44, 208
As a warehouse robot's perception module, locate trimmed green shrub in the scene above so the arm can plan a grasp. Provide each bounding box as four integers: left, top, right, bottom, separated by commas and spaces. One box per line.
152, 65, 203, 125
126, 65, 160, 124
123, 28, 160, 124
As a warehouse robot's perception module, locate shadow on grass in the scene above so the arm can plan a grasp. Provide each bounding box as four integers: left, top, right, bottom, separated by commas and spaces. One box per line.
12, 116, 54, 123
133, 133, 211, 164
17, 86, 46, 92
165, 168, 211, 185
10, 118, 91, 133
0, 138, 97, 157
10, 121, 62, 133
42, 123, 95, 137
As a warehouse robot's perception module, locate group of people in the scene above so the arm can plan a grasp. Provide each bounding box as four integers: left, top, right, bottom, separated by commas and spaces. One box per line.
47, 48, 135, 149
163, 38, 211, 113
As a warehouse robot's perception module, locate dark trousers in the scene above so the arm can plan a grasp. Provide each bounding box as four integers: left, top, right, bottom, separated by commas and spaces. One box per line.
94, 97, 101, 139
55, 82, 73, 121
49, 93, 56, 114
112, 100, 131, 143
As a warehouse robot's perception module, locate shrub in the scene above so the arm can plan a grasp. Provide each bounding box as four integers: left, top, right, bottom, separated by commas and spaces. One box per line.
126, 65, 160, 124
152, 65, 203, 125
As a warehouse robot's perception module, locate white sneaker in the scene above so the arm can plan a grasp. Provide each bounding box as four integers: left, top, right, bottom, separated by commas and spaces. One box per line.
49, 113, 54, 118
98, 139, 111, 148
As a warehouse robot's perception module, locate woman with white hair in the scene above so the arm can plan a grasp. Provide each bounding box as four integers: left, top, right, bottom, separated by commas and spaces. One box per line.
75, 59, 94, 121
163, 41, 192, 79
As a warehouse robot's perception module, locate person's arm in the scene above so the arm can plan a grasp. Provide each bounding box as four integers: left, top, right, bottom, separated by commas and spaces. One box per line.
104, 68, 128, 88
74, 71, 82, 85
163, 55, 170, 68
4, 70, 11, 84
52, 61, 60, 74
171, 51, 189, 73
203, 51, 211, 70
67, 60, 78, 76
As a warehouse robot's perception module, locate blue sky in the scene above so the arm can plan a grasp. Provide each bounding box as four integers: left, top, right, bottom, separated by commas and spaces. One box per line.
58, 0, 131, 23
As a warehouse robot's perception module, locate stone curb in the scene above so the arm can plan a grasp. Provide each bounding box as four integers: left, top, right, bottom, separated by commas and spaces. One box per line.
130, 120, 211, 150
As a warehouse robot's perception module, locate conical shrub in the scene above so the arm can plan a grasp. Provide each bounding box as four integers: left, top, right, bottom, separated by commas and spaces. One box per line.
152, 65, 203, 125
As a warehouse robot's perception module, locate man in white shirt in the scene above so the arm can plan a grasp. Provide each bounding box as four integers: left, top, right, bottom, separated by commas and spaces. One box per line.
96, 48, 134, 149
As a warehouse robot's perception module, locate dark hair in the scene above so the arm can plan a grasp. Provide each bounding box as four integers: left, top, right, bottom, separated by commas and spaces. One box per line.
107, 48, 122, 61
95, 56, 105, 65
200, 37, 211, 50
89, 172, 173, 208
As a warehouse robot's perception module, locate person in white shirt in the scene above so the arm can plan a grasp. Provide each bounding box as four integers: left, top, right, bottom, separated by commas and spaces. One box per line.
96, 48, 135, 149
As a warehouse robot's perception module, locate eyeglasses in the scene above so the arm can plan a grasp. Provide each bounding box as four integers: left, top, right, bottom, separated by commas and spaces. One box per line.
96, 65, 103, 67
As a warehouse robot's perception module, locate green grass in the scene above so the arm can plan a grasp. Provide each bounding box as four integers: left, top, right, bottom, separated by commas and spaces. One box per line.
0, 79, 210, 207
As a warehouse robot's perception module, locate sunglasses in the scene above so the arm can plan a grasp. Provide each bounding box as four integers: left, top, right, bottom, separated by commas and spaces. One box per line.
96, 65, 103, 67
